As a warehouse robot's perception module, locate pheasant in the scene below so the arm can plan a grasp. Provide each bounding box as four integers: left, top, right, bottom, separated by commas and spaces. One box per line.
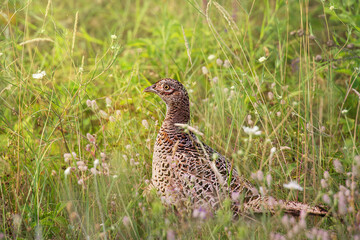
144, 78, 327, 216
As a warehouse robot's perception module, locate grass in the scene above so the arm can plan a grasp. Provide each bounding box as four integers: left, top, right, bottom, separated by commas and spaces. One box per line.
1, 0, 360, 239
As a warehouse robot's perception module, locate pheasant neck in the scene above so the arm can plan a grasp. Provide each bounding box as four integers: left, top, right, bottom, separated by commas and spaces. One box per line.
163, 101, 190, 126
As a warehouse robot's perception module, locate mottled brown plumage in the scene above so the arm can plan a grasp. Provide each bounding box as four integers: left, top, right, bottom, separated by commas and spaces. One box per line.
144, 78, 327, 216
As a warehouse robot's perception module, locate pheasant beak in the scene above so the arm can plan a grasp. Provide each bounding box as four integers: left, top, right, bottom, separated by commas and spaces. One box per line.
143, 84, 157, 93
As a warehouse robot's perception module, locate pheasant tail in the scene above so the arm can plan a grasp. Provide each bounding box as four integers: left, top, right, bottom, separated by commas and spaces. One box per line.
243, 196, 328, 216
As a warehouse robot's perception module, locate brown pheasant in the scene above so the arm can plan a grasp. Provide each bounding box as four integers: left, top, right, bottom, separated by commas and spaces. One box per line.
144, 78, 327, 216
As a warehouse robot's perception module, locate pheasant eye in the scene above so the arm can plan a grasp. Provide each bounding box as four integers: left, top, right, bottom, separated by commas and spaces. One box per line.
163, 84, 170, 90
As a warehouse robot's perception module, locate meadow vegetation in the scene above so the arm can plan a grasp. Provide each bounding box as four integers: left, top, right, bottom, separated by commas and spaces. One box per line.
1, 0, 360, 239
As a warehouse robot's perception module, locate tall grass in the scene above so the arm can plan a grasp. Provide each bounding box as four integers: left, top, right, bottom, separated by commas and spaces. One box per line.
1, 0, 359, 239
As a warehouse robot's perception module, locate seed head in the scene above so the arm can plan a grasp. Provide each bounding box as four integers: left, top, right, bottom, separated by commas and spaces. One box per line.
142, 119, 149, 129
223, 60, 231, 68
333, 159, 344, 173
122, 216, 130, 227
86, 133, 96, 143
64, 153, 72, 162
99, 110, 109, 119
201, 66, 208, 75
322, 194, 331, 205
283, 181, 303, 191
266, 174, 272, 187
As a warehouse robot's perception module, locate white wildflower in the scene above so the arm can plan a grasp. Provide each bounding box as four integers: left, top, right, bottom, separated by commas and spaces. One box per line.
142, 119, 149, 129
111, 34, 117, 39
32, 71, 46, 79
77, 179, 84, 185
212, 76, 219, 83
207, 54, 215, 60
109, 116, 115, 122
64, 167, 72, 176
94, 159, 100, 167
270, 147, 276, 154
283, 181, 303, 191
329, 5, 335, 10
201, 66, 208, 75
258, 56, 267, 63
64, 153, 72, 162
242, 126, 262, 136
341, 109, 348, 114
216, 58, 223, 66
105, 97, 112, 107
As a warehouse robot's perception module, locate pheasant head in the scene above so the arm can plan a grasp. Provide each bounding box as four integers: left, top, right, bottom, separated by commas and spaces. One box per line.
144, 78, 190, 124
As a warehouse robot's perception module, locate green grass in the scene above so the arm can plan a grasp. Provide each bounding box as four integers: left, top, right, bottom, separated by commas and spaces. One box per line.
1, 0, 360, 239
